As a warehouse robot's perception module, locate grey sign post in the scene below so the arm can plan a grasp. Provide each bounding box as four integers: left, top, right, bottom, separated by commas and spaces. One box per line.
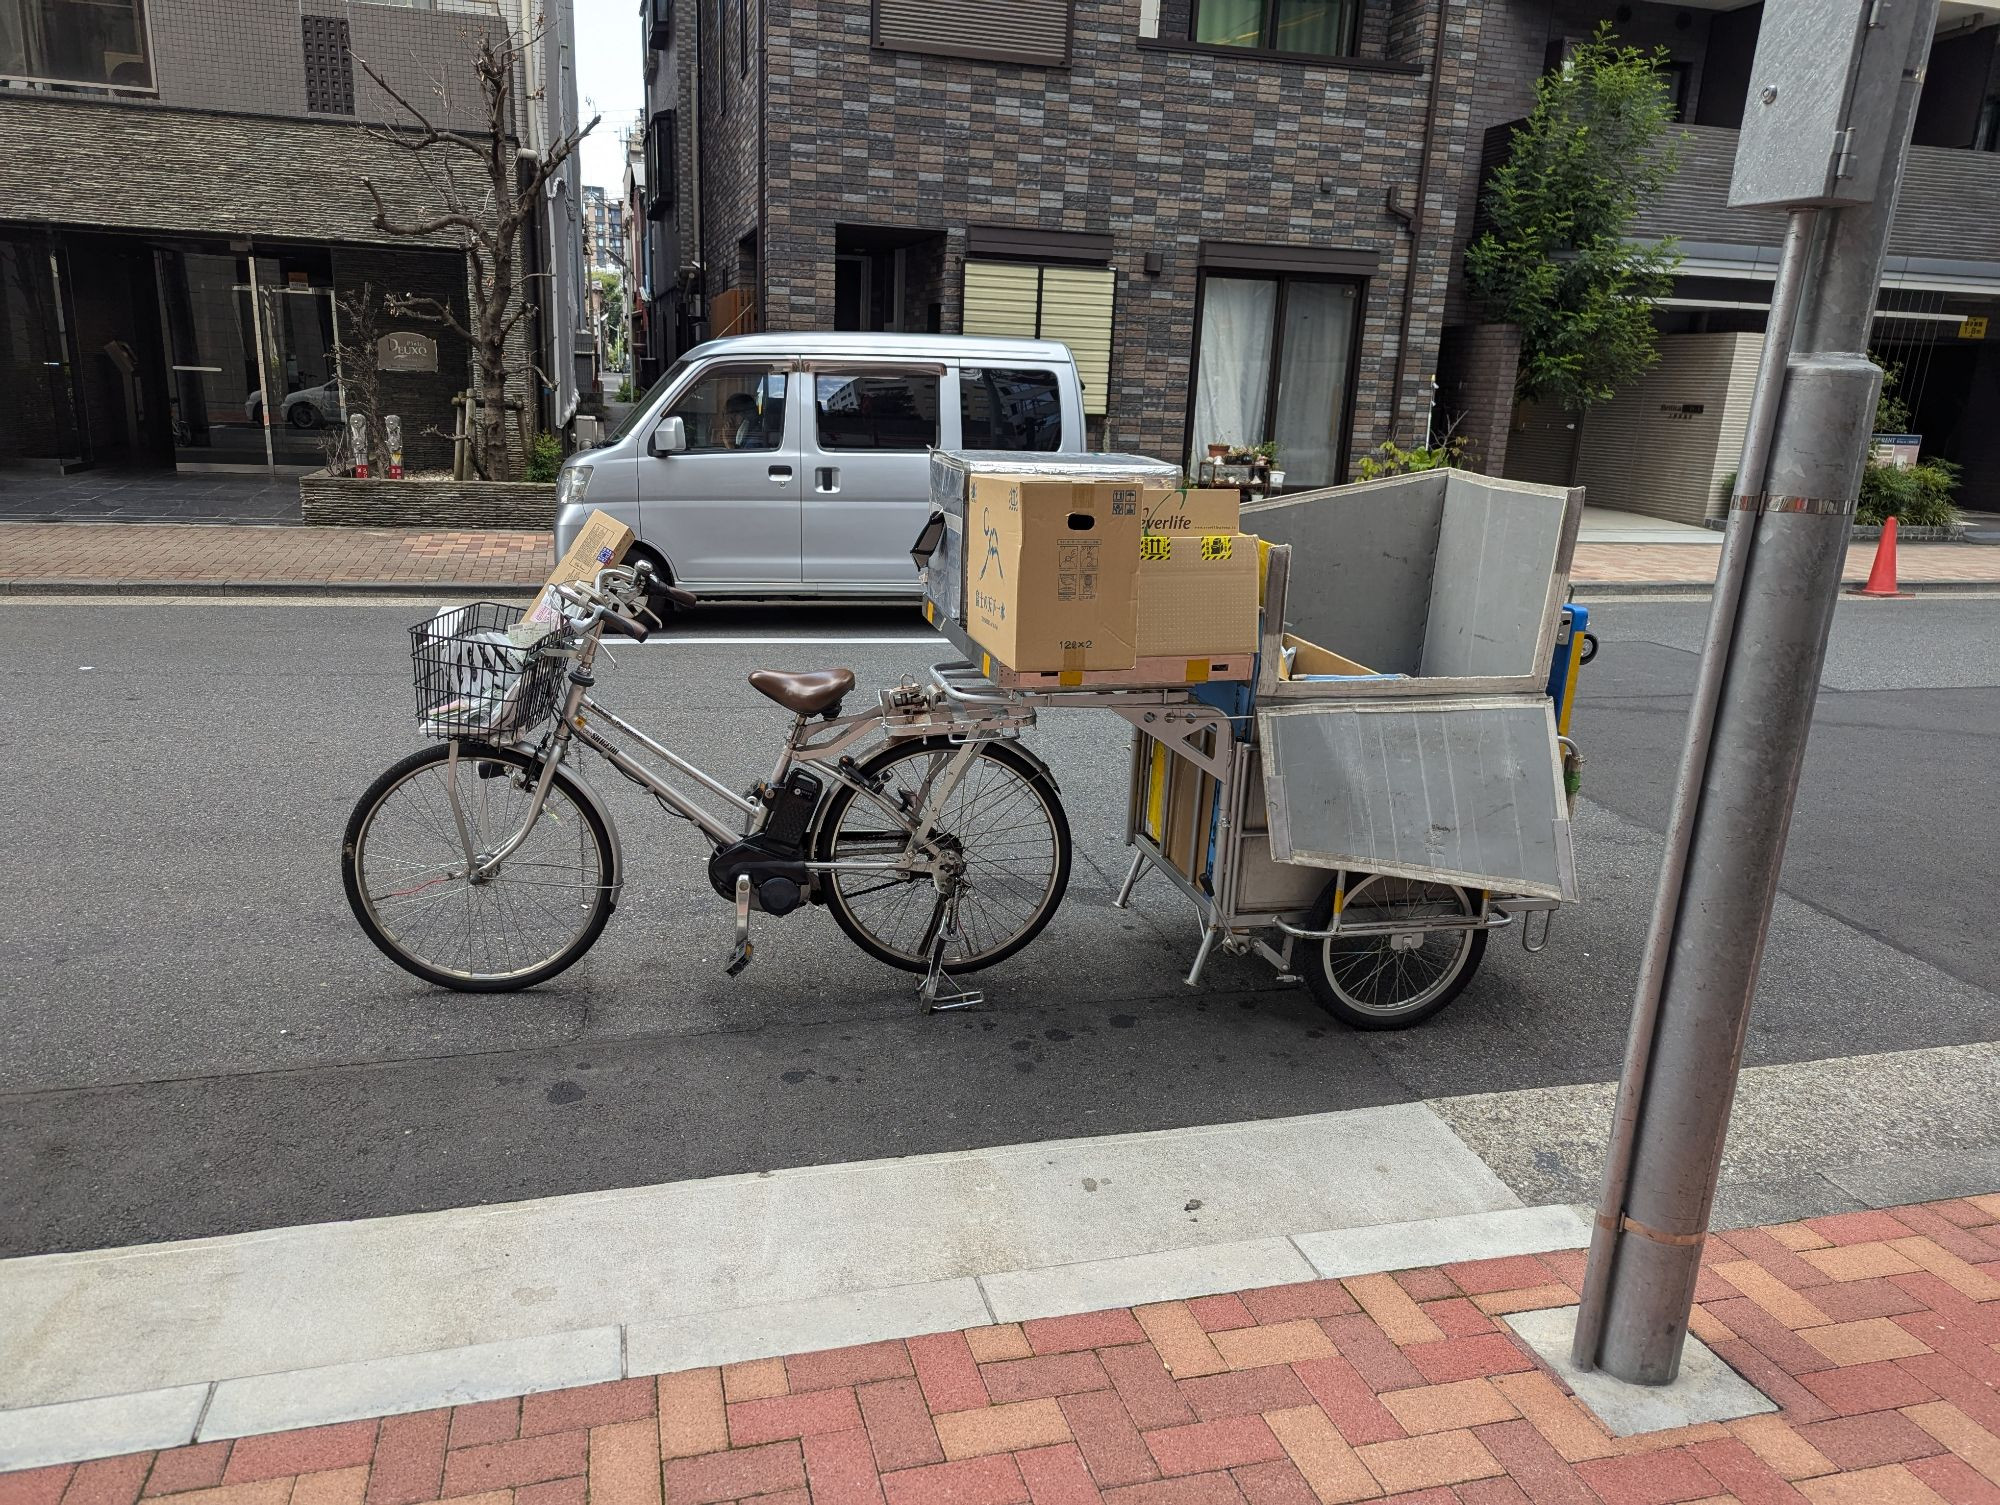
1571, 0, 1939, 1384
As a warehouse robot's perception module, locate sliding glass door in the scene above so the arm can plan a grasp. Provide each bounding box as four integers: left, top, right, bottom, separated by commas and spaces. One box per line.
1188, 272, 1360, 489
156, 249, 268, 466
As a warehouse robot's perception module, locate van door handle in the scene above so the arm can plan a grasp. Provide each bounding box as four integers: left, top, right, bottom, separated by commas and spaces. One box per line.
768, 465, 793, 483
816, 467, 840, 493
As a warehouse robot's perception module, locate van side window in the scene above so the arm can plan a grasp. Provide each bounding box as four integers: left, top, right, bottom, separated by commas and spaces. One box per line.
666, 366, 787, 452
814, 370, 940, 451
959, 367, 1062, 452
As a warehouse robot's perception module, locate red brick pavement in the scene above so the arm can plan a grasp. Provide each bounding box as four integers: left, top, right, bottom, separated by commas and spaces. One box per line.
0, 524, 553, 587
1, 522, 1996, 592
5, 1195, 1996, 1504
1570, 540, 2000, 589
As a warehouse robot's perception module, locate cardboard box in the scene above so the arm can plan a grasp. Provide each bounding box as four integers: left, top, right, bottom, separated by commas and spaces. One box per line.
1136, 531, 1261, 658
965, 476, 1141, 672
926, 451, 1180, 633
526, 508, 633, 628
1142, 486, 1240, 535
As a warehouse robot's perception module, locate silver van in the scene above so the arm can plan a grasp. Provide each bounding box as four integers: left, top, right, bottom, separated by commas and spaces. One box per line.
555, 332, 1086, 604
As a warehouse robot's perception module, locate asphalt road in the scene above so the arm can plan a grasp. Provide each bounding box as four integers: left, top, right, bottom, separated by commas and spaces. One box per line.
2, 593, 1996, 1255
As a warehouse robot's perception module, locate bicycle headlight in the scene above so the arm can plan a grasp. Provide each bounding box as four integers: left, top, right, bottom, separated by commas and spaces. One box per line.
555, 464, 593, 509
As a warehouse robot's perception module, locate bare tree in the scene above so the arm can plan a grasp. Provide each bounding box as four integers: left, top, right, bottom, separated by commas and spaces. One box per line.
322, 283, 390, 475
355, 20, 597, 480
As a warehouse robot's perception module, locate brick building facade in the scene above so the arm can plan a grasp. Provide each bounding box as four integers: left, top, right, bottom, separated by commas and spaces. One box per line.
638, 0, 1483, 485
629, 0, 2000, 505
0, 0, 583, 476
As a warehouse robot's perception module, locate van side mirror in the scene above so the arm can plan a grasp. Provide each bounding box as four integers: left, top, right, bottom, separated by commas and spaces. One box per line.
649, 415, 687, 456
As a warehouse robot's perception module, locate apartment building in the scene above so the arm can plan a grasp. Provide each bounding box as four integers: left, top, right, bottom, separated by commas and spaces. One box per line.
633, 0, 1479, 487
628, 0, 1997, 506
1442, 0, 2000, 517
0, 0, 589, 475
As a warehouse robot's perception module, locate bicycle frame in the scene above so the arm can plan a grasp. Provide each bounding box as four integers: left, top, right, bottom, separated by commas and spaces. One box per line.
443, 625, 1022, 894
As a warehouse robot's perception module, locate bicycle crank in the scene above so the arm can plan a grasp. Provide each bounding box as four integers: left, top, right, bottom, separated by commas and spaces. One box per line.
726, 872, 754, 977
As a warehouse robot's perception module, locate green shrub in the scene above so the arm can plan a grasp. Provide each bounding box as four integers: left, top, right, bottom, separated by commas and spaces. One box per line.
1856, 458, 1961, 529
615, 377, 636, 403
525, 431, 564, 484
1355, 436, 1472, 480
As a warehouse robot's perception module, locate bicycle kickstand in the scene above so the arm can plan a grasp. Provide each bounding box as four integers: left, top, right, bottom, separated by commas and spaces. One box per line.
726, 873, 754, 977
917, 888, 983, 1014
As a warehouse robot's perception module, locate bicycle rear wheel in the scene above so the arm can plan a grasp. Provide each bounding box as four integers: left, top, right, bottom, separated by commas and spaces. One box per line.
815, 739, 1071, 973
342, 742, 617, 991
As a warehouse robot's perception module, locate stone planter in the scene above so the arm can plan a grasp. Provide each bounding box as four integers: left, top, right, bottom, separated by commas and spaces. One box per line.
299, 470, 553, 529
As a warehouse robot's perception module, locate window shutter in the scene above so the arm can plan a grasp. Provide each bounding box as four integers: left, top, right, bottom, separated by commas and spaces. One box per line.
1037, 266, 1114, 417
964, 262, 1115, 418
962, 262, 1044, 339
874, 0, 1071, 64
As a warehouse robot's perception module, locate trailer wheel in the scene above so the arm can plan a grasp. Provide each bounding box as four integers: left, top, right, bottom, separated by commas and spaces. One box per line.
1300, 873, 1486, 1030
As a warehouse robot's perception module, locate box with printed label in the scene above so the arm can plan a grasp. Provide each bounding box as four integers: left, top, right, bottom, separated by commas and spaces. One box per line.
1141, 486, 1240, 535
1136, 530, 1261, 658
965, 476, 1142, 672
525, 508, 633, 628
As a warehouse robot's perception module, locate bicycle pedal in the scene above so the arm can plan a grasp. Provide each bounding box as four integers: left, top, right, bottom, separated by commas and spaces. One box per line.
726, 873, 754, 977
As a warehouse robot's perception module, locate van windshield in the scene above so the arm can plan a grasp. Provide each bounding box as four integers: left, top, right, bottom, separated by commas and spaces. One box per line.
606, 359, 690, 445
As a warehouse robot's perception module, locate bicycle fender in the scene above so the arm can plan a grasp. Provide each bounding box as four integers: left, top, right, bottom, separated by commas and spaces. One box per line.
994, 738, 1061, 794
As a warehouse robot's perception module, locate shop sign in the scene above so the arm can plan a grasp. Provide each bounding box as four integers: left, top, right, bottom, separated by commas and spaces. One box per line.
376, 332, 439, 373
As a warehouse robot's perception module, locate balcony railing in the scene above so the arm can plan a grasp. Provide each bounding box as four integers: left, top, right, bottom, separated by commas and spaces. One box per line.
1479, 121, 2000, 268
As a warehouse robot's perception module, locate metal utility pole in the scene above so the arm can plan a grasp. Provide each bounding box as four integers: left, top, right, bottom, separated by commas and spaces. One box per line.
1572, 0, 1939, 1384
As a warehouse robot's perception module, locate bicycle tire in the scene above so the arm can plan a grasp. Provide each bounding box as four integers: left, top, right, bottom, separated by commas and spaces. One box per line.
342, 742, 617, 991
814, 738, 1071, 974
1299, 873, 1487, 1030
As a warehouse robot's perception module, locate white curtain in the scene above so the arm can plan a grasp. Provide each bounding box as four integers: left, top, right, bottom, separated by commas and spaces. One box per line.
1191, 277, 1276, 470
1272, 281, 1356, 488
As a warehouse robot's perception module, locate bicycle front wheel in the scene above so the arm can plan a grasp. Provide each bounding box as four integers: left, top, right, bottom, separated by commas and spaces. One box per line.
815, 739, 1071, 974
342, 742, 617, 991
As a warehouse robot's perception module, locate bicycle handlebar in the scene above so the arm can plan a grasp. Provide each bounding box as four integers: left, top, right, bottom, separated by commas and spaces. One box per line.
598, 607, 650, 642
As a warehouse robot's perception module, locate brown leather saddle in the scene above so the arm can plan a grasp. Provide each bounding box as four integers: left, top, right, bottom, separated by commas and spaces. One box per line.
748, 667, 855, 716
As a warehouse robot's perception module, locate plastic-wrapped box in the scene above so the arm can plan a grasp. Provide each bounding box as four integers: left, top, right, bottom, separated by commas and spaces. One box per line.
920, 451, 1180, 635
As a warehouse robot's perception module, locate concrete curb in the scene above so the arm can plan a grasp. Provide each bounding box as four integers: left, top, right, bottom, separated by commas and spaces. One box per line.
1579, 577, 2000, 598
0, 579, 537, 598
6, 576, 1998, 600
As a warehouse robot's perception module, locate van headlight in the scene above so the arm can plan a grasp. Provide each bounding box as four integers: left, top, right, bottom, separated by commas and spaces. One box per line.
556, 464, 593, 509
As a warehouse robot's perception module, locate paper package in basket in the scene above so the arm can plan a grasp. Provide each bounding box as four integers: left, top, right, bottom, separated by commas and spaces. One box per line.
418, 609, 553, 737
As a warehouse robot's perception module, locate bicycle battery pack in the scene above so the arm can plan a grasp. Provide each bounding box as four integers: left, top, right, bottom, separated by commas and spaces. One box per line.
761, 769, 823, 851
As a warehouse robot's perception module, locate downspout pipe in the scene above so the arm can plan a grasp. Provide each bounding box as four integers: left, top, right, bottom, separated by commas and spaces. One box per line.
1387, 0, 1451, 454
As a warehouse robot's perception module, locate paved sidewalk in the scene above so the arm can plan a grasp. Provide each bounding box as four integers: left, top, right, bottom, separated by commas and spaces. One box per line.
4, 1196, 1996, 1504
3, 521, 1999, 595
1571, 540, 2000, 591
0, 523, 552, 590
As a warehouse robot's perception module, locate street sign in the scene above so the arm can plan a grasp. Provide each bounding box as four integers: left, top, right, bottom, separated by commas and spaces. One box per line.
1961, 316, 1989, 340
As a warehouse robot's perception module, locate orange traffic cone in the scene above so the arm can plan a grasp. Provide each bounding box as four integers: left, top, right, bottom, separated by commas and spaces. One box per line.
1853, 515, 1910, 598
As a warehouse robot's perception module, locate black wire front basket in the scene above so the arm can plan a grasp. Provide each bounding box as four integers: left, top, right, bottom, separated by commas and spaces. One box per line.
410, 600, 568, 741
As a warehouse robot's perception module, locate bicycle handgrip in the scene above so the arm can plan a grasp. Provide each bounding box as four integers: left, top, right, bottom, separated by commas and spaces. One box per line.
601, 608, 650, 643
